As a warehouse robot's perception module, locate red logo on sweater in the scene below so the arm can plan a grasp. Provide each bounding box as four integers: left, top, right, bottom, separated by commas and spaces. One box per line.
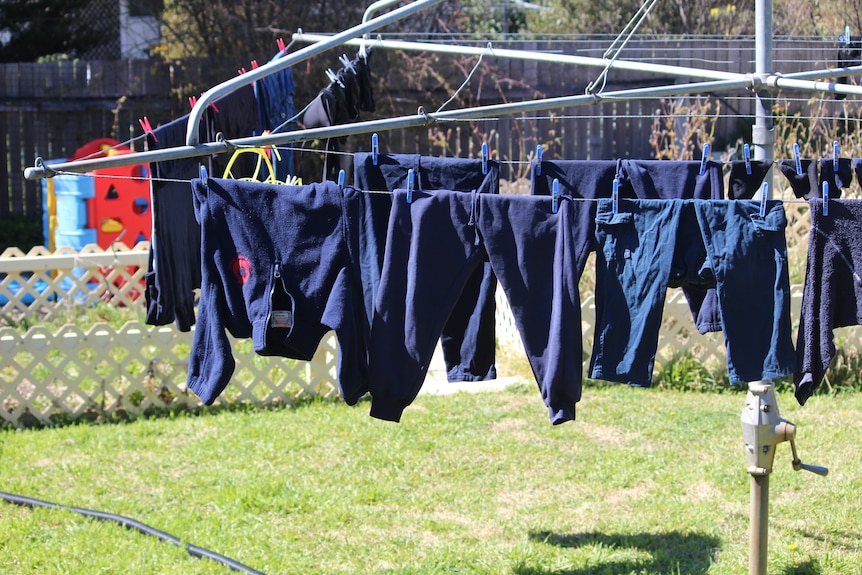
232, 256, 251, 285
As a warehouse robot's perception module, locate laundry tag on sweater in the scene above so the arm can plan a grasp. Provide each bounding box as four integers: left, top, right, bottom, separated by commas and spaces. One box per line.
270, 310, 293, 329
270, 264, 295, 331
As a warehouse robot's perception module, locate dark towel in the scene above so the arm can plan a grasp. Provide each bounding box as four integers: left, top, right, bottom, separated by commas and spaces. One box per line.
795, 199, 862, 404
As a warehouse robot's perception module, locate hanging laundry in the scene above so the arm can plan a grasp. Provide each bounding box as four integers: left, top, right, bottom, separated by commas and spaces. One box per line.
187, 177, 369, 406
145, 76, 292, 332
532, 159, 727, 335
819, 157, 853, 199
794, 198, 862, 405
727, 159, 773, 200
205, 83, 261, 179
590, 198, 796, 387
301, 51, 376, 181
368, 189, 587, 425
144, 114, 205, 332
354, 153, 420, 320
777, 158, 819, 199
254, 51, 297, 182
355, 153, 500, 383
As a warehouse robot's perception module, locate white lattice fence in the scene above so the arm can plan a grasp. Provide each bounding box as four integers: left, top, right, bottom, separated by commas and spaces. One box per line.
0, 321, 338, 427
0, 243, 338, 428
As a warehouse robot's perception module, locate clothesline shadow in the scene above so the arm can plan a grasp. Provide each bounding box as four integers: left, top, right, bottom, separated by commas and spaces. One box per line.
780, 559, 822, 575
519, 530, 720, 575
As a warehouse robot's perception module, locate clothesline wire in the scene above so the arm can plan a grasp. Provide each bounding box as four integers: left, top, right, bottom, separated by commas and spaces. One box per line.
47, 133, 862, 178
436, 43, 493, 113
40, 167, 862, 203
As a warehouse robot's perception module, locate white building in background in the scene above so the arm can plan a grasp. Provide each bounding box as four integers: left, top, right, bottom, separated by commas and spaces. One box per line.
119, 0, 161, 59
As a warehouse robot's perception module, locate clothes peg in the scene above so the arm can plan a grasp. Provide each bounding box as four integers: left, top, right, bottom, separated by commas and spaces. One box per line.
189, 94, 218, 113
326, 68, 345, 88
372, 133, 379, 166
551, 178, 559, 213
251, 60, 259, 70
482, 142, 489, 175
138, 117, 156, 142
699, 143, 711, 175
833, 141, 840, 170
822, 181, 830, 216
793, 143, 803, 176
339, 54, 357, 74
759, 182, 768, 217
743, 143, 752, 175
612, 178, 620, 215
406, 168, 414, 204
238, 67, 247, 75
338, 169, 345, 190
535, 145, 543, 176
200, 164, 208, 186
277, 38, 288, 55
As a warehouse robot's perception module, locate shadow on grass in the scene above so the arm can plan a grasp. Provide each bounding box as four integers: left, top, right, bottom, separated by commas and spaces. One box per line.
520, 530, 720, 575
780, 559, 821, 575
4, 392, 358, 431
797, 528, 862, 553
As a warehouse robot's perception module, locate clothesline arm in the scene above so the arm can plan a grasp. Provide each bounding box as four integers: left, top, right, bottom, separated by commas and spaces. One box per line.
23, 66, 862, 181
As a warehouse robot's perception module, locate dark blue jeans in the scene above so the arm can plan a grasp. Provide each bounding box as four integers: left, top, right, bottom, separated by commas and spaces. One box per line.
532, 159, 726, 334
590, 198, 796, 386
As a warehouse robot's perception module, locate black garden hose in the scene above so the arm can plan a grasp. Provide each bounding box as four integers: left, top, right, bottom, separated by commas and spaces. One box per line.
0, 490, 266, 575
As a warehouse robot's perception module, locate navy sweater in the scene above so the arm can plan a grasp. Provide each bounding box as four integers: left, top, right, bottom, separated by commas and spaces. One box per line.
188, 177, 368, 405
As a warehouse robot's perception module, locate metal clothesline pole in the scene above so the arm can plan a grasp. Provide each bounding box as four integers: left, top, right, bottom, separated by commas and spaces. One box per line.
749, 0, 775, 573
183, 0, 445, 145
292, 32, 748, 82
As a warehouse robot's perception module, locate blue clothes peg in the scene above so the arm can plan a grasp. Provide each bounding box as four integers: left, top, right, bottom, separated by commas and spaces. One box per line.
338, 169, 345, 189
833, 141, 840, 171
372, 133, 379, 166
535, 145, 543, 176
823, 181, 830, 216
759, 182, 768, 218
612, 178, 619, 215
482, 142, 489, 175
406, 168, 414, 204
551, 178, 559, 213
699, 143, 711, 175
200, 164, 208, 185
793, 143, 803, 176
743, 143, 752, 175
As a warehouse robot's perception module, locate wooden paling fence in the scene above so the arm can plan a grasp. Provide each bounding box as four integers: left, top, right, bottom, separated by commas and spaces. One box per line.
1, 204, 860, 428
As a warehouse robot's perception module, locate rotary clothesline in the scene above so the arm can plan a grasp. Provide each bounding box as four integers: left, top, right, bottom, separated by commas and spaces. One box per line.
17, 2, 862, 574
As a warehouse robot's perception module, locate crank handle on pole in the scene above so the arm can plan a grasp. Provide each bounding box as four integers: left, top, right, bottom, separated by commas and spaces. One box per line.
789, 438, 828, 476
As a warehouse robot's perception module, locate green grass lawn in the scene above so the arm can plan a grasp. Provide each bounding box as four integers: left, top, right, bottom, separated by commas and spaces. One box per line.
1, 382, 860, 575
